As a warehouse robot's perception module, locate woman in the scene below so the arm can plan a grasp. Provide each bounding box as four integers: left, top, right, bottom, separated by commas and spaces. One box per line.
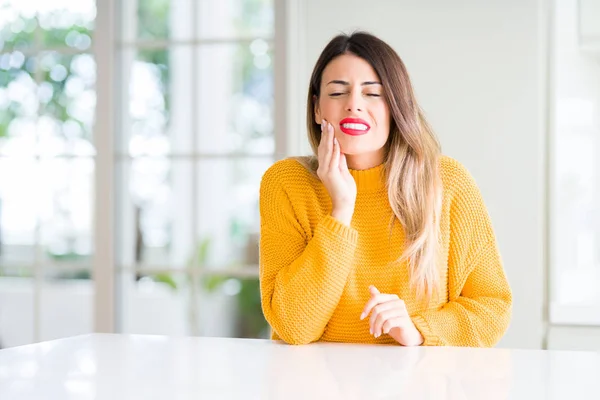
259, 31, 512, 346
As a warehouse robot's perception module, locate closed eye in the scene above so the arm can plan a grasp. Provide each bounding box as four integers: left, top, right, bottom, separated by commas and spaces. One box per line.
328, 92, 381, 97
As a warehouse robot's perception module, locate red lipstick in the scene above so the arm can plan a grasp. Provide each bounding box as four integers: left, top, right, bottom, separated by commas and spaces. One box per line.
339, 118, 370, 136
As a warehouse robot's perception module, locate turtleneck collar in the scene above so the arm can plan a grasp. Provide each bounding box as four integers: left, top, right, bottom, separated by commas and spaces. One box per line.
348, 163, 386, 192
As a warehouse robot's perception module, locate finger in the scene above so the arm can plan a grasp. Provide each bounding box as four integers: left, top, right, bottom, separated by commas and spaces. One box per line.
318, 120, 332, 168
339, 150, 349, 173
373, 309, 399, 338
361, 293, 396, 320
368, 301, 398, 334
382, 317, 405, 335
374, 307, 408, 337
331, 137, 340, 170
317, 120, 325, 147
360, 293, 398, 320
359, 285, 381, 319
326, 122, 335, 155
317, 120, 324, 161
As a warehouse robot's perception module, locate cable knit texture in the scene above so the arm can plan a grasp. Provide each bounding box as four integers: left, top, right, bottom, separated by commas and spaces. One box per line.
259, 156, 512, 346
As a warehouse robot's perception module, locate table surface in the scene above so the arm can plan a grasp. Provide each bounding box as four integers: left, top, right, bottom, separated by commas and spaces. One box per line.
0, 333, 599, 399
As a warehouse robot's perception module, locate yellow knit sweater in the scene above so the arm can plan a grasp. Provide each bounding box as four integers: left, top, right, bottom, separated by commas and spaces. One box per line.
259, 156, 512, 346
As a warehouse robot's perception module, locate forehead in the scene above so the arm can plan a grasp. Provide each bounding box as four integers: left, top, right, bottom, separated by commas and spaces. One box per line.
322, 53, 380, 82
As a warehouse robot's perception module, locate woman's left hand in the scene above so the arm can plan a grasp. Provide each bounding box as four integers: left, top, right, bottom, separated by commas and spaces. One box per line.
360, 285, 424, 346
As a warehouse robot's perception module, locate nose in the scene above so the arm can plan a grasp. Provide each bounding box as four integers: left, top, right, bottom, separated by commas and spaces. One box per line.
345, 90, 364, 112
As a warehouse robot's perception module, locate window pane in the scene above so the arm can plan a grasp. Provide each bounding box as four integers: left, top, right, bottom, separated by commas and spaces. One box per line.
0, 265, 32, 277
121, 47, 193, 156
116, 158, 194, 268
550, 0, 600, 324
0, 158, 38, 266
136, 0, 193, 41
0, 54, 38, 155
0, 5, 37, 52
196, 43, 274, 155
121, 44, 274, 156
119, 270, 189, 335
119, 271, 268, 339
38, 158, 94, 265
196, 0, 274, 39
0, 275, 34, 348
38, 51, 96, 156
201, 276, 268, 339
41, 268, 92, 342
134, 0, 273, 41
37, 1, 95, 49
196, 158, 271, 269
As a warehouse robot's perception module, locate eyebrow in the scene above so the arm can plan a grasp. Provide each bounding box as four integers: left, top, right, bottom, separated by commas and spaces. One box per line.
326, 80, 382, 86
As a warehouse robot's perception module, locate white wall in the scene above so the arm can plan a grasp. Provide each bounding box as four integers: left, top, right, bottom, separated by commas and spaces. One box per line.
285, 0, 547, 349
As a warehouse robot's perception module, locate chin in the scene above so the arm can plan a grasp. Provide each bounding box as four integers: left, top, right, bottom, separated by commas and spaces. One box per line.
341, 150, 361, 156
338, 135, 383, 153
338, 143, 373, 155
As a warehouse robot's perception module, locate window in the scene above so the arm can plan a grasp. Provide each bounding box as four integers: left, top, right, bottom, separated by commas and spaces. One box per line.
112, 0, 275, 339
549, 0, 600, 326
0, 0, 96, 347
0, 0, 278, 348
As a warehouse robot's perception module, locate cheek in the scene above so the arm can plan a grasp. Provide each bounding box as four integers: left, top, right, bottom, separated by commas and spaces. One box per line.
381, 114, 391, 131
322, 96, 348, 116
318, 99, 336, 117
371, 103, 390, 128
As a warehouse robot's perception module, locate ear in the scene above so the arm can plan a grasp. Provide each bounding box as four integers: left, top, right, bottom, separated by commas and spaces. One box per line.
313, 95, 322, 124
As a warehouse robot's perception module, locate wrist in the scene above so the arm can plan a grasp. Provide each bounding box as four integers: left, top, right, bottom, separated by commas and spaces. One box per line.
331, 207, 354, 226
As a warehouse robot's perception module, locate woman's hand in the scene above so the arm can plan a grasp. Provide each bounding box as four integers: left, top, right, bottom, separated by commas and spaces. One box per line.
317, 120, 357, 226
360, 285, 424, 346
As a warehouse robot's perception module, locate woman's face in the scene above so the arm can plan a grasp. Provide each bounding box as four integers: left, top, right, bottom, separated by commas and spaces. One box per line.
314, 53, 391, 164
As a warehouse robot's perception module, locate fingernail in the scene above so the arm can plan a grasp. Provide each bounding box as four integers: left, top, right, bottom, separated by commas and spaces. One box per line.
375, 333, 380, 338
369, 329, 372, 335
360, 312, 365, 320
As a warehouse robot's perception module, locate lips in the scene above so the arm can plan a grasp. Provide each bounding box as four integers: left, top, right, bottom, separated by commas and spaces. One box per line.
339, 118, 370, 136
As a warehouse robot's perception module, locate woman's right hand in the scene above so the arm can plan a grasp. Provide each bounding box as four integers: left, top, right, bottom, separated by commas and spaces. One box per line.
317, 120, 357, 226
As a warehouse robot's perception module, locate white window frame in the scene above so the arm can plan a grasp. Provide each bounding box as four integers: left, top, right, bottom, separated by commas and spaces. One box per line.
93, 0, 290, 334
0, 1, 100, 346
547, 0, 600, 329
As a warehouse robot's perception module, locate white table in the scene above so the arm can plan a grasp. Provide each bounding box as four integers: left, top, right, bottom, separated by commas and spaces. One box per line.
0, 334, 598, 399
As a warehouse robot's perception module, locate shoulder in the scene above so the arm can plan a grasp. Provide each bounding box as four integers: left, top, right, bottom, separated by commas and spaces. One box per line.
439, 156, 493, 233
260, 157, 320, 196
439, 155, 481, 199
440, 155, 474, 184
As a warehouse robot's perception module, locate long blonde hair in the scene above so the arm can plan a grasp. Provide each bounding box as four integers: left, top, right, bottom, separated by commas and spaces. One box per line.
301, 32, 442, 301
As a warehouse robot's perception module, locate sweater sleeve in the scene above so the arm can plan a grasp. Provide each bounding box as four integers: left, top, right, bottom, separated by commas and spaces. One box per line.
411, 161, 512, 347
259, 162, 358, 345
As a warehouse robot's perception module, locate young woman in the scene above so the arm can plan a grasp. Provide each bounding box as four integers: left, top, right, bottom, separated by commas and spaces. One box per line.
259, 32, 512, 346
